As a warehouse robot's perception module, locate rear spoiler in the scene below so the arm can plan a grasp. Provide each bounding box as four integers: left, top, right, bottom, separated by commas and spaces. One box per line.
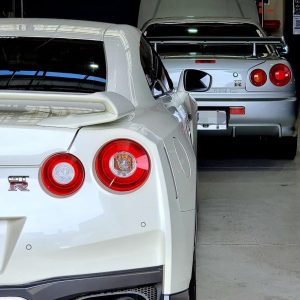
147, 36, 287, 57
0, 91, 135, 128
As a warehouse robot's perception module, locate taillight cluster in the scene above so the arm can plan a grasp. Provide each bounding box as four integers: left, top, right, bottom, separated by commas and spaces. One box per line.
250, 64, 291, 87
250, 69, 267, 86
94, 139, 150, 192
269, 64, 291, 86
39, 139, 150, 197
40, 153, 84, 197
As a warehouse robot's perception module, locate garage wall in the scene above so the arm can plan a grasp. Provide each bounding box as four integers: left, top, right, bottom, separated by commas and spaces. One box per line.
264, 0, 285, 36
285, 0, 300, 93
1, 0, 141, 26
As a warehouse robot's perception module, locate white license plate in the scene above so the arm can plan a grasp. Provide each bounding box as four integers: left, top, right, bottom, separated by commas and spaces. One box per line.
197, 110, 227, 130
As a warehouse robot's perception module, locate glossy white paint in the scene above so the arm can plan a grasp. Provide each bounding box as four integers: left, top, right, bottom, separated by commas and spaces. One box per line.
0, 91, 135, 128
0, 126, 77, 165
0, 19, 197, 296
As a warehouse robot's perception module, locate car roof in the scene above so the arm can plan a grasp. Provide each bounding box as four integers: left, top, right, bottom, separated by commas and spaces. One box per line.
138, 0, 260, 28
0, 18, 111, 41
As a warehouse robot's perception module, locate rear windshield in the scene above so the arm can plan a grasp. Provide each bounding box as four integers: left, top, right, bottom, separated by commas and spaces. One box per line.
145, 23, 267, 57
0, 37, 106, 93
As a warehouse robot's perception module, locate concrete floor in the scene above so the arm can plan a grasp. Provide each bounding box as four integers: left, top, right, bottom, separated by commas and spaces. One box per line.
196, 138, 300, 300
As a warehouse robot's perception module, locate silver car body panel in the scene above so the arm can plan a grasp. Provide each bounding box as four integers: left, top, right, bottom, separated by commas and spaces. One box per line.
165, 57, 297, 137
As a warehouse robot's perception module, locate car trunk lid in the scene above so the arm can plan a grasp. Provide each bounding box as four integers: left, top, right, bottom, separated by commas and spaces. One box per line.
162, 57, 266, 92
0, 91, 135, 165
0, 125, 78, 166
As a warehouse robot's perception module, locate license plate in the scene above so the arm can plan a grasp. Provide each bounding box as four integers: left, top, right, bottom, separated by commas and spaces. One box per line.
197, 110, 227, 130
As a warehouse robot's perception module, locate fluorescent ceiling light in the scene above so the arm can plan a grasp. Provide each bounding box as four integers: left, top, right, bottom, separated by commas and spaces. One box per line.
187, 28, 198, 34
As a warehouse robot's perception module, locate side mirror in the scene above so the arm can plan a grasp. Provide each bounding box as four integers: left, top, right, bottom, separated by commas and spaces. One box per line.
178, 69, 212, 92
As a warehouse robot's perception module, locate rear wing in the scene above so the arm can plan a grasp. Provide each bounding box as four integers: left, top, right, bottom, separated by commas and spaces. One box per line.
147, 36, 287, 57
0, 91, 135, 128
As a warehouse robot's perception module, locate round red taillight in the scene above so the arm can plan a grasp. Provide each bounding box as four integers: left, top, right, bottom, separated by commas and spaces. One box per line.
250, 69, 267, 87
270, 64, 291, 87
40, 153, 85, 197
95, 139, 151, 192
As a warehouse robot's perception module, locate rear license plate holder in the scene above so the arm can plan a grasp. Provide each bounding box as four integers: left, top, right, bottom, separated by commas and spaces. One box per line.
197, 110, 227, 130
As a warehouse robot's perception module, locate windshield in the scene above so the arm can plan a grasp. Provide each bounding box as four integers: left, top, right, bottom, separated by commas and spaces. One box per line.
0, 37, 106, 93
145, 23, 268, 57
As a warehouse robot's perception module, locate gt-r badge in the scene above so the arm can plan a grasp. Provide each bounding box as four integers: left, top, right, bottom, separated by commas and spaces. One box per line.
234, 80, 242, 87
8, 176, 30, 191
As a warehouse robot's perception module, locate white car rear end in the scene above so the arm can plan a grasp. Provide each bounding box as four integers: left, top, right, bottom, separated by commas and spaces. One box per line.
0, 19, 197, 300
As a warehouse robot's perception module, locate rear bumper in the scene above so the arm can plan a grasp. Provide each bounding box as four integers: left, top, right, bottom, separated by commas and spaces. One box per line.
195, 97, 298, 137
0, 267, 163, 300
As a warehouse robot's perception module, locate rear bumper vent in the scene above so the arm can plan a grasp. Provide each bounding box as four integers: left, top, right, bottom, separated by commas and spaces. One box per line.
75, 285, 159, 300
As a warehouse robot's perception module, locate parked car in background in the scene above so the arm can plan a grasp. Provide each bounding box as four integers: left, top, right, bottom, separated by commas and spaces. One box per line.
0, 18, 197, 300
139, 0, 298, 159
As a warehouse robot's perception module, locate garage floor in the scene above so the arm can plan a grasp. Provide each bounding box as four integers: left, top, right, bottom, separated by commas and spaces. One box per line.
196, 137, 300, 300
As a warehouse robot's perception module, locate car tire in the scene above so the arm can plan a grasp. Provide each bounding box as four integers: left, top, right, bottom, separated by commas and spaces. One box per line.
279, 136, 298, 159
188, 254, 197, 300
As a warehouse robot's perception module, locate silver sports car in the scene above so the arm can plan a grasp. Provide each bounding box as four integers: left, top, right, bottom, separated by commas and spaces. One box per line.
142, 17, 298, 158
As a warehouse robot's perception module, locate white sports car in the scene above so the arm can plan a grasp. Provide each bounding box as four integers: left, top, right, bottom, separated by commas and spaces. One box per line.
0, 19, 197, 300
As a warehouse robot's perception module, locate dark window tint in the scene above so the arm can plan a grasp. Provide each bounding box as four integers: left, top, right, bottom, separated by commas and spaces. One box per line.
145, 23, 267, 57
0, 37, 106, 93
156, 55, 173, 92
140, 36, 173, 97
140, 37, 155, 89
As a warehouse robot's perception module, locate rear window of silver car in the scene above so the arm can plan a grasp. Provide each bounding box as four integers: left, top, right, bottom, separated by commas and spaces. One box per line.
145, 23, 268, 57
0, 37, 106, 93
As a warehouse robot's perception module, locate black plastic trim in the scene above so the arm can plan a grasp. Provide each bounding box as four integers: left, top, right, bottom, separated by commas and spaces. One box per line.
161, 289, 190, 300
0, 266, 163, 300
